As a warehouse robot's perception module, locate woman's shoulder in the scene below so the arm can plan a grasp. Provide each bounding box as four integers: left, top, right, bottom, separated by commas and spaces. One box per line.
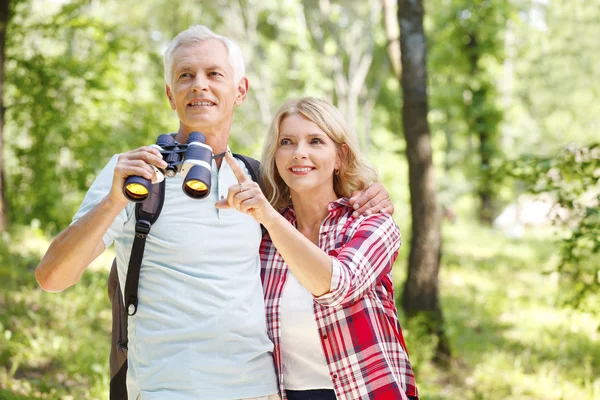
334, 199, 399, 236
352, 212, 398, 234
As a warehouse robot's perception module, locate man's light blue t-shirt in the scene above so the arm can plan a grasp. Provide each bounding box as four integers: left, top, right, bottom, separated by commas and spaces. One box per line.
74, 154, 278, 400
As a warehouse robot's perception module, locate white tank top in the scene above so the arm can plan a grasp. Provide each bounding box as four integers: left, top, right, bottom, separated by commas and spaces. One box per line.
279, 271, 335, 390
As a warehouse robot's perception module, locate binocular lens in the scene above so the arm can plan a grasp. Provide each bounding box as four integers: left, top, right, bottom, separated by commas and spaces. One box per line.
123, 175, 152, 202
184, 180, 208, 194
183, 164, 211, 199
124, 182, 150, 201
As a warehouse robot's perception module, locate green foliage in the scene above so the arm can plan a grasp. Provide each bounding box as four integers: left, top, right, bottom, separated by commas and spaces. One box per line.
0, 228, 111, 399
509, 0, 600, 153
5, 0, 170, 233
427, 0, 512, 219
497, 143, 600, 313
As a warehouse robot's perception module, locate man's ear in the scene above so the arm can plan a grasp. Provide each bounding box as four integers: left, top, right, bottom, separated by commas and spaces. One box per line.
235, 77, 249, 105
166, 84, 176, 110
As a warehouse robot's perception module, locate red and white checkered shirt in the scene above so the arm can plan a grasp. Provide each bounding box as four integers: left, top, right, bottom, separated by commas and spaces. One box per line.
260, 198, 419, 400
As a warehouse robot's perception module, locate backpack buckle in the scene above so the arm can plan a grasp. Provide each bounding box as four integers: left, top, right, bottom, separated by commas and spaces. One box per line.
135, 220, 152, 237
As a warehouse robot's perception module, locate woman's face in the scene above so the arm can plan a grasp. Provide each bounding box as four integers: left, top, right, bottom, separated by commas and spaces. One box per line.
275, 113, 340, 197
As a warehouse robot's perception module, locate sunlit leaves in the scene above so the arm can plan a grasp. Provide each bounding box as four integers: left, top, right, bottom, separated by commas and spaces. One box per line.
499, 143, 600, 312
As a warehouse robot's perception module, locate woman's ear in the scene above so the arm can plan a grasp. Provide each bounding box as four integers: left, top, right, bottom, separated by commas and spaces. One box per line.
336, 143, 350, 170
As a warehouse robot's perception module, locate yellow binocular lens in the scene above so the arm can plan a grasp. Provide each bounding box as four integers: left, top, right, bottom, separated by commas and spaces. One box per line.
125, 183, 149, 199
184, 180, 208, 192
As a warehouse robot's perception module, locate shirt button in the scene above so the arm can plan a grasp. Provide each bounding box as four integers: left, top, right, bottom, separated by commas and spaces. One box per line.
322, 334, 328, 339
332, 373, 338, 379
220, 195, 224, 200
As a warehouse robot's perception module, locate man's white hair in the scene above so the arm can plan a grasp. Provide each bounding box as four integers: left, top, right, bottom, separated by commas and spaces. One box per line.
163, 25, 245, 87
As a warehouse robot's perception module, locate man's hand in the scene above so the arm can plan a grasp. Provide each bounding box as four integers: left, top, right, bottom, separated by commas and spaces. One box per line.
348, 182, 394, 217
109, 146, 167, 205
215, 152, 279, 226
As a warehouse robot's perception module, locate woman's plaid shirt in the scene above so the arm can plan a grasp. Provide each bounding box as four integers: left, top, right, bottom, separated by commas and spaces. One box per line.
260, 198, 419, 400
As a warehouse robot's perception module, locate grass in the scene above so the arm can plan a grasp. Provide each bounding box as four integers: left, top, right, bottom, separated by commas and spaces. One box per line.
398, 222, 600, 400
1, 222, 599, 399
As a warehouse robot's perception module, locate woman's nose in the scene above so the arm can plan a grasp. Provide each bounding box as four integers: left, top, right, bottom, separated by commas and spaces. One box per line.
293, 143, 308, 160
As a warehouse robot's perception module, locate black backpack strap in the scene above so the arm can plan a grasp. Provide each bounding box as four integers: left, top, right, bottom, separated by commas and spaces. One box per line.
124, 179, 166, 316
110, 174, 166, 399
232, 153, 264, 191
232, 154, 267, 236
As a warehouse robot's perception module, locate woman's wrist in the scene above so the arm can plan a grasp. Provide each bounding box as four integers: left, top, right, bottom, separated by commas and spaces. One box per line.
261, 209, 286, 232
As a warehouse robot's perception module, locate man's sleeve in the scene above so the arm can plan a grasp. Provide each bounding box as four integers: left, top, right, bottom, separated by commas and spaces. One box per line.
71, 154, 130, 248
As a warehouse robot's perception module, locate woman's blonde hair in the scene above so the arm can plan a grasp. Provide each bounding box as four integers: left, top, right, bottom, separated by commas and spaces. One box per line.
261, 97, 378, 209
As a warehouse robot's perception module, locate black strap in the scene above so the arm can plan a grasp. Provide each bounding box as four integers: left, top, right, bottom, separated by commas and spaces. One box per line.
124, 180, 166, 317
124, 220, 151, 316
233, 153, 264, 192
233, 153, 267, 236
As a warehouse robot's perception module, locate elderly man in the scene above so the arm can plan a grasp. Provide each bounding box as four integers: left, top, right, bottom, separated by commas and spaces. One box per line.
35, 25, 393, 400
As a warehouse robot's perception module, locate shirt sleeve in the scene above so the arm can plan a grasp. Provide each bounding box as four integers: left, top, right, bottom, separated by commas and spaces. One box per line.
71, 154, 131, 248
315, 213, 401, 307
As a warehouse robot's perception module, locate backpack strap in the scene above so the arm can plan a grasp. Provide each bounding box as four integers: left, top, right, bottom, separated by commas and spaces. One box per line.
233, 153, 264, 192
124, 180, 166, 316
232, 153, 267, 236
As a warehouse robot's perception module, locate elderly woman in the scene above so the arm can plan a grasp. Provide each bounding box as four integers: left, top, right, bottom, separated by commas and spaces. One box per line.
218, 97, 419, 400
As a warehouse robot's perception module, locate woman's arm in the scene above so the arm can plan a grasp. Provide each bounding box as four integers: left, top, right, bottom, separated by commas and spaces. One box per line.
314, 213, 401, 307
216, 153, 334, 296
217, 153, 401, 300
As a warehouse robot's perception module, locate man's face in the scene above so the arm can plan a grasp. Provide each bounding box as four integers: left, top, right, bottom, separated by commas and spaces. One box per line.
166, 40, 247, 136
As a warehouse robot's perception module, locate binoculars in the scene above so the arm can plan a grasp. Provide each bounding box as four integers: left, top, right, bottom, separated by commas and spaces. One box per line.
123, 131, 213, 202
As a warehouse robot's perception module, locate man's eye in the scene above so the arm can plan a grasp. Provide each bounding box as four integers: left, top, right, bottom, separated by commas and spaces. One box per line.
179, 72, 192, 79
209, 71, 223, 77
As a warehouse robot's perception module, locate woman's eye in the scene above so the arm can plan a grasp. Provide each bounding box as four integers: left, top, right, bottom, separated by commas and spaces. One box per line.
279, 138, 291, 145
311, 138, 324, 144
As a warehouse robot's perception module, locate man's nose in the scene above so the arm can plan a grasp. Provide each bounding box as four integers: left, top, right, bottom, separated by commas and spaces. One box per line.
191, 75, 208, 92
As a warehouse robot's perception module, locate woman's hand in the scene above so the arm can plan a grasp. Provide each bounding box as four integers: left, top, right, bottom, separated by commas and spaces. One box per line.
215, 152, 279, 226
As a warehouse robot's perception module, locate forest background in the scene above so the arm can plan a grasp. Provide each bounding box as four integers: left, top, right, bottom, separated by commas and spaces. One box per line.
0, 0, 598, 399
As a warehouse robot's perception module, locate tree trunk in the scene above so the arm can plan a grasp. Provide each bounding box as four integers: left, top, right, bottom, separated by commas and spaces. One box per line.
478, 129, 494, 224
466, 32, 497, 225
0, 0, 10, 231
397, 0, 450, 363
